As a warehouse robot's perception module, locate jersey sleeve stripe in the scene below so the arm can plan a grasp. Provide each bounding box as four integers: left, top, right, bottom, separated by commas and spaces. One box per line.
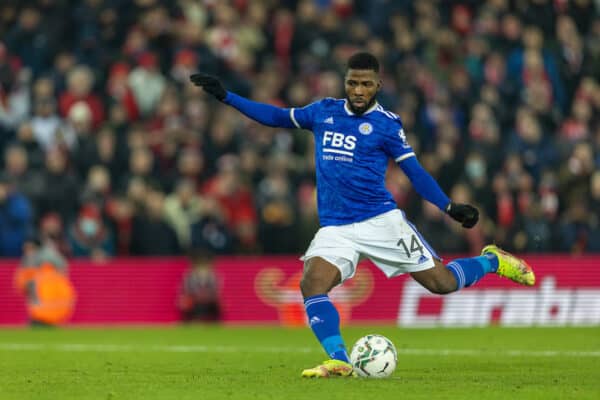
395, 152, 415, 162
290, 108, 301, 128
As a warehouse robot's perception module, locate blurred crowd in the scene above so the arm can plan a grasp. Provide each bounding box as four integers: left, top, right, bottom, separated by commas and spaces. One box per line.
0, 0, 599, 260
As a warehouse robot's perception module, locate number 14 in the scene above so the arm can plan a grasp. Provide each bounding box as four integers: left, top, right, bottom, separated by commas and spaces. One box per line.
396, 235, 424, 258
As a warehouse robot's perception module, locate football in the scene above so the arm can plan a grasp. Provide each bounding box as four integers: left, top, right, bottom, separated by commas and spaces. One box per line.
350, 334, 397, 378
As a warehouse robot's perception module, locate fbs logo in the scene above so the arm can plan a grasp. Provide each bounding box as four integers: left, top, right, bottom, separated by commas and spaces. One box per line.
323, 131, 356, 151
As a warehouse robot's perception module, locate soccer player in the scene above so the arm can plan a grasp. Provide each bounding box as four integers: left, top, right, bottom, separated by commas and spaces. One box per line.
190, 52, 535, 378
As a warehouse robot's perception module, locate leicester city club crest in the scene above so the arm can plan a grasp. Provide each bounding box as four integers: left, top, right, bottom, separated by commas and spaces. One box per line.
359, 122, 373, 135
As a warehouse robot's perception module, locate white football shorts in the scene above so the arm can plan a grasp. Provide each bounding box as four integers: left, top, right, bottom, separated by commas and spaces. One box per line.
301, 209, 440, 283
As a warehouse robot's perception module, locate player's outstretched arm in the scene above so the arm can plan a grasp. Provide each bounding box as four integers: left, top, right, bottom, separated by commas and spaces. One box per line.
398, 156, 479, 228
190, 73, 296, 129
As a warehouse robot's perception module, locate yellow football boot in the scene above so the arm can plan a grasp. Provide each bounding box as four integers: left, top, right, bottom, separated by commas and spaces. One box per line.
482, 244, 535, 286
301, 359, 356, 378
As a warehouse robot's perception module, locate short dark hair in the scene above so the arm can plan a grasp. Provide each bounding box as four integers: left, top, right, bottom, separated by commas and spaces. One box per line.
347, 52, 379, 73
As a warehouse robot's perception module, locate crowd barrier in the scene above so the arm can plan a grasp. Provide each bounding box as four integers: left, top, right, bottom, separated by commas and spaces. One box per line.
1, 255, 599, 326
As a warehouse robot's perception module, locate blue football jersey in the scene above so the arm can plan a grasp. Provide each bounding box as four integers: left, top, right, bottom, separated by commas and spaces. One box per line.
290, 98, 415, 226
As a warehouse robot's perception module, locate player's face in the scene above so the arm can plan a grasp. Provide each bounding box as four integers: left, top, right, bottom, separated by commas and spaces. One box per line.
344, 69, 381, 115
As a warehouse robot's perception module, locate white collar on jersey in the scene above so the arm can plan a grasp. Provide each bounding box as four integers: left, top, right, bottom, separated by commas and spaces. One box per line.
343, 99, 379, 116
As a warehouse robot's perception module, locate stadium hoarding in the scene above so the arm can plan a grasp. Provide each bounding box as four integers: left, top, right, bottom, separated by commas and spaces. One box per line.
219, 255, 600, 327
0, 256, 599, 326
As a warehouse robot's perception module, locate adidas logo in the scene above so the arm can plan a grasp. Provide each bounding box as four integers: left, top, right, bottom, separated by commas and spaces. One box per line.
324, 116, 334, 124
418, 255, 429, 264
309, 316, 323, 326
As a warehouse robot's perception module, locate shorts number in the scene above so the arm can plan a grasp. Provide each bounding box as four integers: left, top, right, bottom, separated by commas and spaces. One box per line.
396, 235, 424, 258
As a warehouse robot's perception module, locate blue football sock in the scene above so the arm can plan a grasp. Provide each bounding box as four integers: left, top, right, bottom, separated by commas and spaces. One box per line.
483, 252, 499, 272
304, 294, 350, 362
446, 255, 497, 291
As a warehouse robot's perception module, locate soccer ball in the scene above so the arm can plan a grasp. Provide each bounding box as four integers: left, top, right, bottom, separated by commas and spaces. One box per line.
350, 334, 397, 378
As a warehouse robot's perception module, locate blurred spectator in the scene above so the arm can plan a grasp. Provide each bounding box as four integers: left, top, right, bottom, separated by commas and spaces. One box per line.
49, 50, 77, 96
75, 126, 126, 182
105, 195, 135, 255
510, 197, 554, 253
556, 199, 593, 254
79, 164, 113, 210
296, 181, 320, 251
256, 154, 298, 254
66, 101, 94, 146
15, 122, 45, 171
106, 61, 140, 122
560, 97, 592, 141
120, 145, 161, 193
3, 143, 45, 213
38, 148, 79, 223
202, 155, 257, 253
559, 142, 595, 202
175, 146, 207, 186
588, 170, 600, 251
0, 44, 30, 136
461, 151, 494, 217
164, 178, 204, 250
30, 95, 76, 151
202, 116, 241, 176
177, 248, 221, 323
415, 199, 469, 254
59, 65, 105, 128
556, 15, 586, 103
190, 210, 234, 255
67, 203, 115, 261
128, 51, 166, 117
38, 212, 70, 257
4, 7, 52, 76
0, 174, 32, 257
507, 107, 557, 181
129, 188, 180, 255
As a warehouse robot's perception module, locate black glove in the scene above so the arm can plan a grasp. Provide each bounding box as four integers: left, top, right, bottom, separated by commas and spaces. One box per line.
446, 202, 479, 228
189, 73, 227, 101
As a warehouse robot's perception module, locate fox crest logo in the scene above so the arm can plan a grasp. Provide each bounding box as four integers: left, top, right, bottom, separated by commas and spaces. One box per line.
255, 268, 374, 326
359, 122, 373, 135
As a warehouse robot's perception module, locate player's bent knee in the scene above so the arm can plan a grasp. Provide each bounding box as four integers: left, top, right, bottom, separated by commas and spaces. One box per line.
300, 274, 325, 297
300, 257, 341, 297
300, 272, 335, 297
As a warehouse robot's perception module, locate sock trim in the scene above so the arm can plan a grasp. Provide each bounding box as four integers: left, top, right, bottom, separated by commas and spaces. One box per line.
447, 261, 465, 289
304, 295, 331, 309
304, 298, 331, 310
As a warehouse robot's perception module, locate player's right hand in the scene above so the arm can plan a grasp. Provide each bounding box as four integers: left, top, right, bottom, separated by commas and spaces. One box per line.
189, 73, 227, 101
446, 202, 479, 228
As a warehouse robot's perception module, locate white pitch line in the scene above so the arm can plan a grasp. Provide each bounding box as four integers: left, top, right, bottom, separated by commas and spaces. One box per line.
0, 344, 599, 357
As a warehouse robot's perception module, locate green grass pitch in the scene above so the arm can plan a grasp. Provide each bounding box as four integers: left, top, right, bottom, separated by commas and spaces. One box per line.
0, 326, 598, 399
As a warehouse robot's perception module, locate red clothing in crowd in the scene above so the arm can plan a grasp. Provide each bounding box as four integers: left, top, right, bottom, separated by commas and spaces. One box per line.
59, 92, 105, 128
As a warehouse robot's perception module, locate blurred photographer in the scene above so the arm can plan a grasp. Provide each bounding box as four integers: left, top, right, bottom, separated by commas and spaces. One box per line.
14, 234, 75, 327
177, 247, 221, 323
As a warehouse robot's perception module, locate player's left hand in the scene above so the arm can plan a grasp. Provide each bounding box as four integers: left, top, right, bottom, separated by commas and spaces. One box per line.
189, 73, 227, 101
446, 202, 479, 228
